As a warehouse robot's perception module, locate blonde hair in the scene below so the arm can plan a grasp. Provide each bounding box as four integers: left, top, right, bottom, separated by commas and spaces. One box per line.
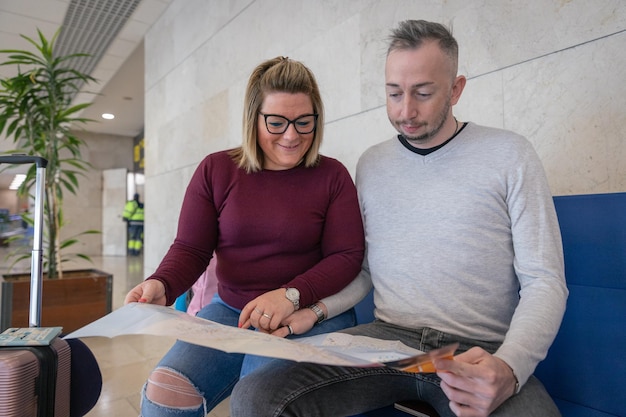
230, 57, 324, 173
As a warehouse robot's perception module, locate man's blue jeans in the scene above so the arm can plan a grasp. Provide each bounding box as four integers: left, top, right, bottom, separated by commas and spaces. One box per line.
140, 295, 356, 417
230, 321, 561, 417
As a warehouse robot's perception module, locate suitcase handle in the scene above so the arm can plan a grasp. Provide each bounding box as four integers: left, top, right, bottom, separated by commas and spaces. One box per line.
0, 154, 48, 168
0, 154, 48, 327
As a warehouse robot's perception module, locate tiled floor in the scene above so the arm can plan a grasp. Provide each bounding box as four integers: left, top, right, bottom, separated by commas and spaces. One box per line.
0, 247, 230, 416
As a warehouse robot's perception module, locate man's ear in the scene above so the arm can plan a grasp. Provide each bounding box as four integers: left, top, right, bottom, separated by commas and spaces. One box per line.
451, 75, 467, 105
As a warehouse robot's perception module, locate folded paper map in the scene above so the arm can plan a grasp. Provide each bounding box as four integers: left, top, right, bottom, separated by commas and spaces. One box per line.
65, 303, 456, 370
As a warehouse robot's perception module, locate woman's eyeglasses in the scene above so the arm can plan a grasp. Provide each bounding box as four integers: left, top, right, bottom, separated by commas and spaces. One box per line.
259, 113, 318, 134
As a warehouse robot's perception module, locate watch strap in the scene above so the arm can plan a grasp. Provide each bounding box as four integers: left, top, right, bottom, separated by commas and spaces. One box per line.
308, 303, 325, 324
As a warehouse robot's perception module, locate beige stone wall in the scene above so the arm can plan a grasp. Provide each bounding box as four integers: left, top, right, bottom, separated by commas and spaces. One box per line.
143, 0, 626, 275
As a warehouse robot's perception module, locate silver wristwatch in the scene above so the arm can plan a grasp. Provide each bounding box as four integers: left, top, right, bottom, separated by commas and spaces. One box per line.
285, 287, 300, 311
308, 303, 325, 324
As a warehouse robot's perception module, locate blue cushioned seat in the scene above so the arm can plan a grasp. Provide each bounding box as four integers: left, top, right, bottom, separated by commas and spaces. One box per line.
534, 193, 626, 417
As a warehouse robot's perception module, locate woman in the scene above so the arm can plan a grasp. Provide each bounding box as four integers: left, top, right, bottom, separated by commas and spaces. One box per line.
125, 56, 365, 417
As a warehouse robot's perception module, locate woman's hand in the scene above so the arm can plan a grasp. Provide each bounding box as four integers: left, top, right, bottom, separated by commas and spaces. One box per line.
238, 288, 297, 332
265, 307, 319, 337
124, 279, 167, 306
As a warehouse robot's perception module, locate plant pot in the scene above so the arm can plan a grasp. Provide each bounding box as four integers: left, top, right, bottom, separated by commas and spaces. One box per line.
1, 269, 112, 334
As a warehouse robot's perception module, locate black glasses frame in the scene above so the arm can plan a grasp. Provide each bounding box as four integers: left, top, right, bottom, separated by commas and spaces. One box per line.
259, 112, 319, 135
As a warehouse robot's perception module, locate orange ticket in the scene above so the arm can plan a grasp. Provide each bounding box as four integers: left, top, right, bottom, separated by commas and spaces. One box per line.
382, 342, 459, 373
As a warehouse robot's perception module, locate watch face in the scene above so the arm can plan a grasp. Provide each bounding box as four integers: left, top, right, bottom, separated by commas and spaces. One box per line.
286, 288, 300, 301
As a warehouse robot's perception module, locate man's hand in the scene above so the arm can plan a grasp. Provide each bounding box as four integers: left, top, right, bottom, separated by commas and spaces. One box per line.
434, 347, 517, 417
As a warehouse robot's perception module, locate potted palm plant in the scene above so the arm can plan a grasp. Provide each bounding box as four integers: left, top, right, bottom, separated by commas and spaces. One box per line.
0, 29, 112, 333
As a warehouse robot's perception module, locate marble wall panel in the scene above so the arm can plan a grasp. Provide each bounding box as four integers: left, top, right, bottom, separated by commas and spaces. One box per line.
144, 0, 626, 264
225, 79, 247, 151
294, 14, 362, 122
321, 106, 395, 179
449, 0, 626, 78
154, 106, 205, 173
455, 71, 505, 130
608, 121, 626, 191
503, 30, 625, 195
158, 54, 201, 128
144, 163, 196, 272
145, 0, 253, 89
199, 89, 232, 152
144, 6, 177, 89
144, 81, 167, 149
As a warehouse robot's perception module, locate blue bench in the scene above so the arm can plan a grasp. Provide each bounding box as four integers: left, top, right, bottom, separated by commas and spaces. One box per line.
534, 193, 626, 417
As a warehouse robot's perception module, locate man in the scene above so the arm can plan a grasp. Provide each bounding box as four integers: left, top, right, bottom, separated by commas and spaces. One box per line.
230, 20, 568, 417
122, 193, 144, 256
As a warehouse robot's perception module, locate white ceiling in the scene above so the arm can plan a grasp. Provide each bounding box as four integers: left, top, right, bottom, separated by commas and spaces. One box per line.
0, 0, 173, 188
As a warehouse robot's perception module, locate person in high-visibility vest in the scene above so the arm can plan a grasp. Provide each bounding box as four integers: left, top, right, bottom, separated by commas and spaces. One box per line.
122, 193, 144, 256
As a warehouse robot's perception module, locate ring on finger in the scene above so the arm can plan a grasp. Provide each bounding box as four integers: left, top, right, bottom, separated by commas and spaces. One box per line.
287, 324, 294, 335
254, 308, 263, 315
262, 313, 272, 319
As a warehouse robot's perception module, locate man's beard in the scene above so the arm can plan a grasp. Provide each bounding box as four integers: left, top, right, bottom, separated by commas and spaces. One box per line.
395, 98, 451, 143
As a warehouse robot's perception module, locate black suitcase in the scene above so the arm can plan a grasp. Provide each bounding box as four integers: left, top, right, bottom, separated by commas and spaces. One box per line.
0, 155, 72, 416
